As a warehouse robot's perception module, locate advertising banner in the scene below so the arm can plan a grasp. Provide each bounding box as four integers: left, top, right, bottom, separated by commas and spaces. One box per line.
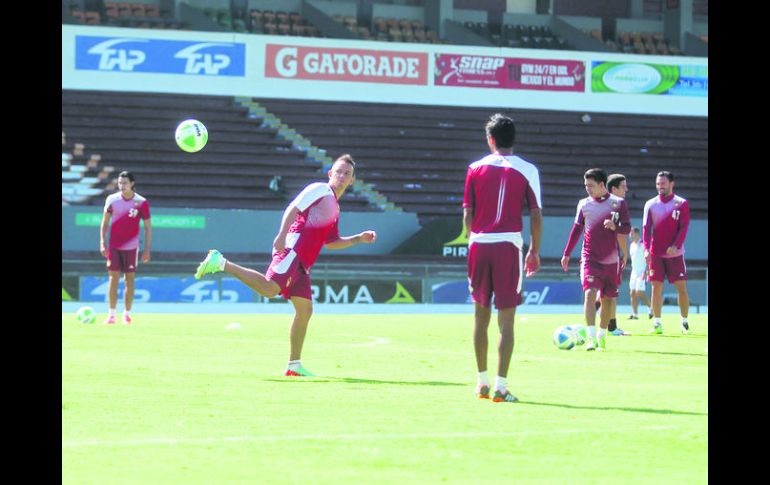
75, 35, 246, 76
434, 53, 585, 92
266, 44, 428, 85
79, 276, 422, 304
432, 280, 583, 305
591, 62, 707, 96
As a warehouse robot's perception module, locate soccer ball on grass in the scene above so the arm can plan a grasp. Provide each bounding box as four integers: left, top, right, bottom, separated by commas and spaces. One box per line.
564, 324, 587, 345
553, 325, 577, 350
76, 306, 96, 324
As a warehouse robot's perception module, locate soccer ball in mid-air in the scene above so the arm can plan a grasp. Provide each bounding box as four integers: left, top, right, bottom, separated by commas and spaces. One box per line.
175, 119, 208, 153
76, 306, 96, 324
564, 324, 587, 345
553, 325, 577, 350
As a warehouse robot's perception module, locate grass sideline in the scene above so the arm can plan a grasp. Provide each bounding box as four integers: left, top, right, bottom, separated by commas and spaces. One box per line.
62, 312, 708, 484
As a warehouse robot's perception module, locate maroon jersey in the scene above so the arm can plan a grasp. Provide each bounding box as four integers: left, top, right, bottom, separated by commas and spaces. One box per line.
284, 182, 340, 271
462, 154, 541, 244
563, 193, 631, 264
642, 193, 689, 258
104, 192, 150, 250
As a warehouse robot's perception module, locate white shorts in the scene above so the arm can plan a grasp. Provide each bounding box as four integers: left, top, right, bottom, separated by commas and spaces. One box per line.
629, 272, 646, 292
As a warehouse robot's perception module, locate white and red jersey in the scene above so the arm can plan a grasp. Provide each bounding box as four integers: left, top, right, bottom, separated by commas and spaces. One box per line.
642, 193, 689, 258
462, 153, 541, 247
104, 192, 150, 250
563, 193, 631, 265
284, 182, 340, 271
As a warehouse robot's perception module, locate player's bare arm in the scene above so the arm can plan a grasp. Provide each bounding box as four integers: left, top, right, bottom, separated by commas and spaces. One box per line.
274, 205, 300, 252
142, 218, 152, 263
618, 233, 628, 270
325, 231, 377, 250
463, 208, 473, 239
99, 211, 111, 256
525, 207, 542, 276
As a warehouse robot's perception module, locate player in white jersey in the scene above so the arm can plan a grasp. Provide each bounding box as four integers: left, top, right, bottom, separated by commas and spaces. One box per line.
627, 227, 653, 320
194, 155, 376, 377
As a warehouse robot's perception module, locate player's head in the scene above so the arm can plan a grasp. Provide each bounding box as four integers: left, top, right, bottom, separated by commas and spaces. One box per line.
631, 226, 641, 242
117, 171, 135, 195
656, 171, 675, 196
607, 173, 627, 198
328, 154, 356, 191
583, 168, 608, 198
485, 113, 515, 152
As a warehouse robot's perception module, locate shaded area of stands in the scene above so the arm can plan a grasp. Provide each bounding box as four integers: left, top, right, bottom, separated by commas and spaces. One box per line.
61, 90, 375, 211
254, 98, 708, 221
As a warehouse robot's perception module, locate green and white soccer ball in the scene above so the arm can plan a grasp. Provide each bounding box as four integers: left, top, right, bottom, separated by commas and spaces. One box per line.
76, 306, 96, 324
175, 119, 208, 153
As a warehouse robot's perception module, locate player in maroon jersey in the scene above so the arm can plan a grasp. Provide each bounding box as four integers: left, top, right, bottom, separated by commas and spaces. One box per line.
562, 169, 631, 351
194, 155, 376, 376
99, 171, 152, 325
463, 113, 542, 402
642, 171, 691, 334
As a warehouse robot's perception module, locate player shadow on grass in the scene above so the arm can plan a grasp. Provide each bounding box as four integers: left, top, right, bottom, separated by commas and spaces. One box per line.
265, 377, 464, 386
520, 401, 706, 416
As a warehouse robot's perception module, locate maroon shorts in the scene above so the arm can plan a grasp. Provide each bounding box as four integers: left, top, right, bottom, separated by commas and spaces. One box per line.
468, 241, 522, 309
106, 247, 138, 273
581, 259, 620, 298
265, 248, 312, 300
649, 255, 687, 283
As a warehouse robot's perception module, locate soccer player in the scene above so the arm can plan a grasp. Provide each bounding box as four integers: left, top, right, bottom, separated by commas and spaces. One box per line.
194, 155, 376, 376
463, 113, 542, 403
603, 173, 631, 336
99, 171, 152, 325
628, 227, 653, 320
561, 168, 631, 351
642, 171, 691, 334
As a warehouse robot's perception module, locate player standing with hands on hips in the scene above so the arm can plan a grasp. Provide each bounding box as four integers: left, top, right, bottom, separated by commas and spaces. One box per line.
100, 171, 152, 325
642, 171, 691, 334
561, 169, 631, 351
194, 155, 376, 377
463, 114, 542, 403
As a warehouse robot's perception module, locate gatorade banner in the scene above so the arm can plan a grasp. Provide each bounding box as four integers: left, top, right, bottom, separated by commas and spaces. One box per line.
434, 53, 585, 92
591, 62, 708, 96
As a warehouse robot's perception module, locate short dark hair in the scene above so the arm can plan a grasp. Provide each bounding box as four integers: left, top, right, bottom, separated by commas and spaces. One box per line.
657, 171, 674, 182
485, 113, 516, 149
607, 173, 626, 192
335, 154, 356, 173
584, 168, 607, 186
631, 226, 641, 235
118, 171, 134, 182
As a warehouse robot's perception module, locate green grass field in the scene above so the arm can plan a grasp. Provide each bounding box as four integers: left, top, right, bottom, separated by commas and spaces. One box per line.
62, 311, 708, 484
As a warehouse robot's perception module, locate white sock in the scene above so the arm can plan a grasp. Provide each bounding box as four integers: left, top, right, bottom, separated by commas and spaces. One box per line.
586, 326, 596, 338
495, 376, 507, 392
123, 310, 131, 316
287, 360, 301, 371
477, 371, 489, 386
108, 308, 116, 316
632, 311, 638, 317
654, 318, 662, 327
218, 256, 227, 271
681, 317, 688, 325
597, 328, 607, 339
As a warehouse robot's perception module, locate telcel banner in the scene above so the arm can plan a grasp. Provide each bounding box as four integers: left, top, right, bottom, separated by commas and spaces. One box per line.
591, 62, 707, 96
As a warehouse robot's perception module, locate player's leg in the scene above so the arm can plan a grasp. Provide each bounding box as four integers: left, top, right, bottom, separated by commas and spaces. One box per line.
123, 272, 135, 324
584, 288, 599, 350
285, 271, 315, 376
630, 288, 639, 318
674, 280, 690, 333
468, 242, 493, 398
225, 261, 280, 298
489, 242, 522, 402
105, 271, 120, 324
492, 306, 519, 402
648, 256, 665, 333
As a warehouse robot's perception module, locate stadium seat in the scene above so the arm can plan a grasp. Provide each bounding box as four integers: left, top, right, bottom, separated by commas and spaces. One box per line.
117, 3, 131, 17
131, 3, 146, 17
104, 2, 118, 19
145, 3, 159, 18
71, 9, 86, 23
85, 11, 101, 25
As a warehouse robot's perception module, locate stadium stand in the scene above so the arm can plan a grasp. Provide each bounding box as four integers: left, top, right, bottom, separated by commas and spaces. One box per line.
250, 9, 321, 37
61, 90, 377, 211
252, 98, 708, 222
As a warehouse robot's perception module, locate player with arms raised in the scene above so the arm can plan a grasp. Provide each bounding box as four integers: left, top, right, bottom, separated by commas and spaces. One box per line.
194, 155, 376, 376
464, 113, 542, 403
643, 171, 691, 334
561, 168, 631, 351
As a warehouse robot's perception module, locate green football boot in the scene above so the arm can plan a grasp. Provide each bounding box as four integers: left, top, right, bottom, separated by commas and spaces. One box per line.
195, 249, 224, 280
